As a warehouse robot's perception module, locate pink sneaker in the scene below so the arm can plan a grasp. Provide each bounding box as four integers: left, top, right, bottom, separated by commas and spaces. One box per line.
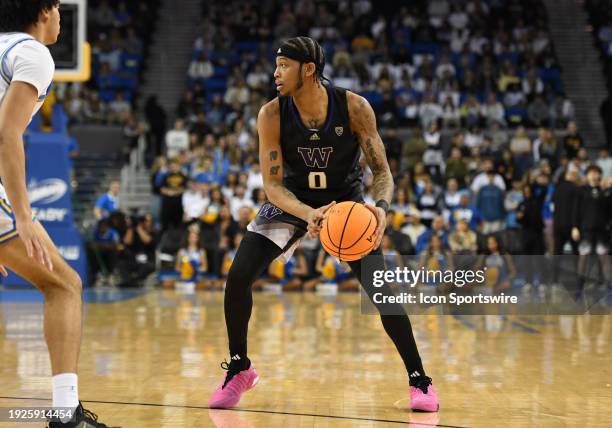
209, 362, 259, 409
409, 377, 439, 412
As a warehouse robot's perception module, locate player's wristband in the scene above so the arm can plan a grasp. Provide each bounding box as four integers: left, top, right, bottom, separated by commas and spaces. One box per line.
375, 199, 390, 213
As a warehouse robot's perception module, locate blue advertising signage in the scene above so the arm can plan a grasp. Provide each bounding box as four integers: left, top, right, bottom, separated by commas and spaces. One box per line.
2, 133, 89, 287
26, 133, 74, 225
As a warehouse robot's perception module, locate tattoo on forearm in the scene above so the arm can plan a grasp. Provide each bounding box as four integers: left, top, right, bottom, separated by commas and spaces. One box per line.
364, 138, 380, 169
349, 93, 394, 202
270, 150, 278, 161
270, 165, 280, 176
371, 174, 393, 202
349, 92, 393, 203
363, 137, 393, 202
281, 186, 296, 198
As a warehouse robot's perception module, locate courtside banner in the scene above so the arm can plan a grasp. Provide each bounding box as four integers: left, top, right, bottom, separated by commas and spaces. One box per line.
3, 223, 88, 288
25, 134, 73, 226
359, 255, 611, 315
2, 134, 88, 287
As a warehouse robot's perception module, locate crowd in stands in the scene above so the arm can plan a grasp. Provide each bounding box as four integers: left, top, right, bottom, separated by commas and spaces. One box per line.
54, 0, 159, 126
181, 0, 574, 132
89, 0, 611, 290
90, 180, 159, 286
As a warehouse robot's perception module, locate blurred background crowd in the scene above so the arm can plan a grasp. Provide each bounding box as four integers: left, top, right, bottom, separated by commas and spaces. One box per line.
63, 0, 610, 289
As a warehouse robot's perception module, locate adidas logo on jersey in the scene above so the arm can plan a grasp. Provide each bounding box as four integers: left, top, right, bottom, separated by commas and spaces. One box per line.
310, 133, 320, 141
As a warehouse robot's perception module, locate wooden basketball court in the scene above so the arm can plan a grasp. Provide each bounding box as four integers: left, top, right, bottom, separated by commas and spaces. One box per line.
0, 288, 610, 427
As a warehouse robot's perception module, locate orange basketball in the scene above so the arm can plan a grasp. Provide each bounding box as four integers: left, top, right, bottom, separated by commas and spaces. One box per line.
320, 201, 377, 261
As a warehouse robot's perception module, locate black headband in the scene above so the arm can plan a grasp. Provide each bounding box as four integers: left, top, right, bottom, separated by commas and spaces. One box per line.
276, 45, 312, 63
276, 44, 324, 74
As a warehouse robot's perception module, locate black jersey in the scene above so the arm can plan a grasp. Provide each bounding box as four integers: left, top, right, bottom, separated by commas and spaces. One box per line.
278, 85, 363, 208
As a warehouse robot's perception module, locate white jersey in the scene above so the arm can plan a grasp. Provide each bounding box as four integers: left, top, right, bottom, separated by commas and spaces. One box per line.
0, 33, 54, 242
0, 32, 55, 118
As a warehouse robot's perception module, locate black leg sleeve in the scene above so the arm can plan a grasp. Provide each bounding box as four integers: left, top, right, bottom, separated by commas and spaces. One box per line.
224, 231, 284, 357
348, 247, 426, 380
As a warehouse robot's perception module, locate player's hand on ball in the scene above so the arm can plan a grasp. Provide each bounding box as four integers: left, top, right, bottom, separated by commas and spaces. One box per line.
0, 264, 7, 277
307, 201, 336, 238
364, 204, 385, 250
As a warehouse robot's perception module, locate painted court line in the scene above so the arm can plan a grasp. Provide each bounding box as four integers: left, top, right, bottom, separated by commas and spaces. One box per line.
0, 396, 469, 427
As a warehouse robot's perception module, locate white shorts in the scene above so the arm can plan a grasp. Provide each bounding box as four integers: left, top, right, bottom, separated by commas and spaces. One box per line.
246, 202, 307, 263
0, 195, 19, 243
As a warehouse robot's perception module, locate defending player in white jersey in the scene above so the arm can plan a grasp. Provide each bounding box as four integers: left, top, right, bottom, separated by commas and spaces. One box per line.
0, 2, 114, 427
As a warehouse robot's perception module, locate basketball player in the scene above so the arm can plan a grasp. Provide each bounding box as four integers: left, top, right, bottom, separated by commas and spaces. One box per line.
209, 37, 439, 412
0, 2, 112, 426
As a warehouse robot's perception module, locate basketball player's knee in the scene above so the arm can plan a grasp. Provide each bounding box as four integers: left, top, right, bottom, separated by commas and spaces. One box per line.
42, 269, 82, 299
226, 263, 254, 294
66, 270, 83, 296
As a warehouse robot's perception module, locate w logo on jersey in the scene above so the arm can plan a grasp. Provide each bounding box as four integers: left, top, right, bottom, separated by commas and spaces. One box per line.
297, 147, 333, 168
258, 203, 283, 219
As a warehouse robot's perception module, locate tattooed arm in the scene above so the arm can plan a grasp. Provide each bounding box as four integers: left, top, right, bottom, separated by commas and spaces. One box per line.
258, 99, 334, 229
347, 91, 393, 248
347, 91, 394, 203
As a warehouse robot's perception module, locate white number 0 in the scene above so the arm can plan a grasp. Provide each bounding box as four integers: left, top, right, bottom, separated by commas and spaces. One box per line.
308, 172, 327, 189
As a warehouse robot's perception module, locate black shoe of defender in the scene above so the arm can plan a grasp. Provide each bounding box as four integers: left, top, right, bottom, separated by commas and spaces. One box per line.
47, 402, 118, 428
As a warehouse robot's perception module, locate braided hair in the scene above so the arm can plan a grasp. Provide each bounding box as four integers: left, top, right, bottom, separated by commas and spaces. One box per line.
276, 36, 330, 87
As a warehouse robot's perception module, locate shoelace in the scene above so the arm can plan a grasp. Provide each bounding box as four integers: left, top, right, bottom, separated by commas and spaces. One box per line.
82, 407, 99, 422
220, 359, 248, 389
82, 405, 117, 427
221, 360, 241, 389
414, 376, 433, 395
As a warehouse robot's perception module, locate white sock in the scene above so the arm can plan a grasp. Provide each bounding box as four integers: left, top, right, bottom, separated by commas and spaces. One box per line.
52, 373, 79, 422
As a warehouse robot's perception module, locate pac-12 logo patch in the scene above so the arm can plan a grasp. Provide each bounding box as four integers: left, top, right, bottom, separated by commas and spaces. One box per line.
335, 126, 343, 136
